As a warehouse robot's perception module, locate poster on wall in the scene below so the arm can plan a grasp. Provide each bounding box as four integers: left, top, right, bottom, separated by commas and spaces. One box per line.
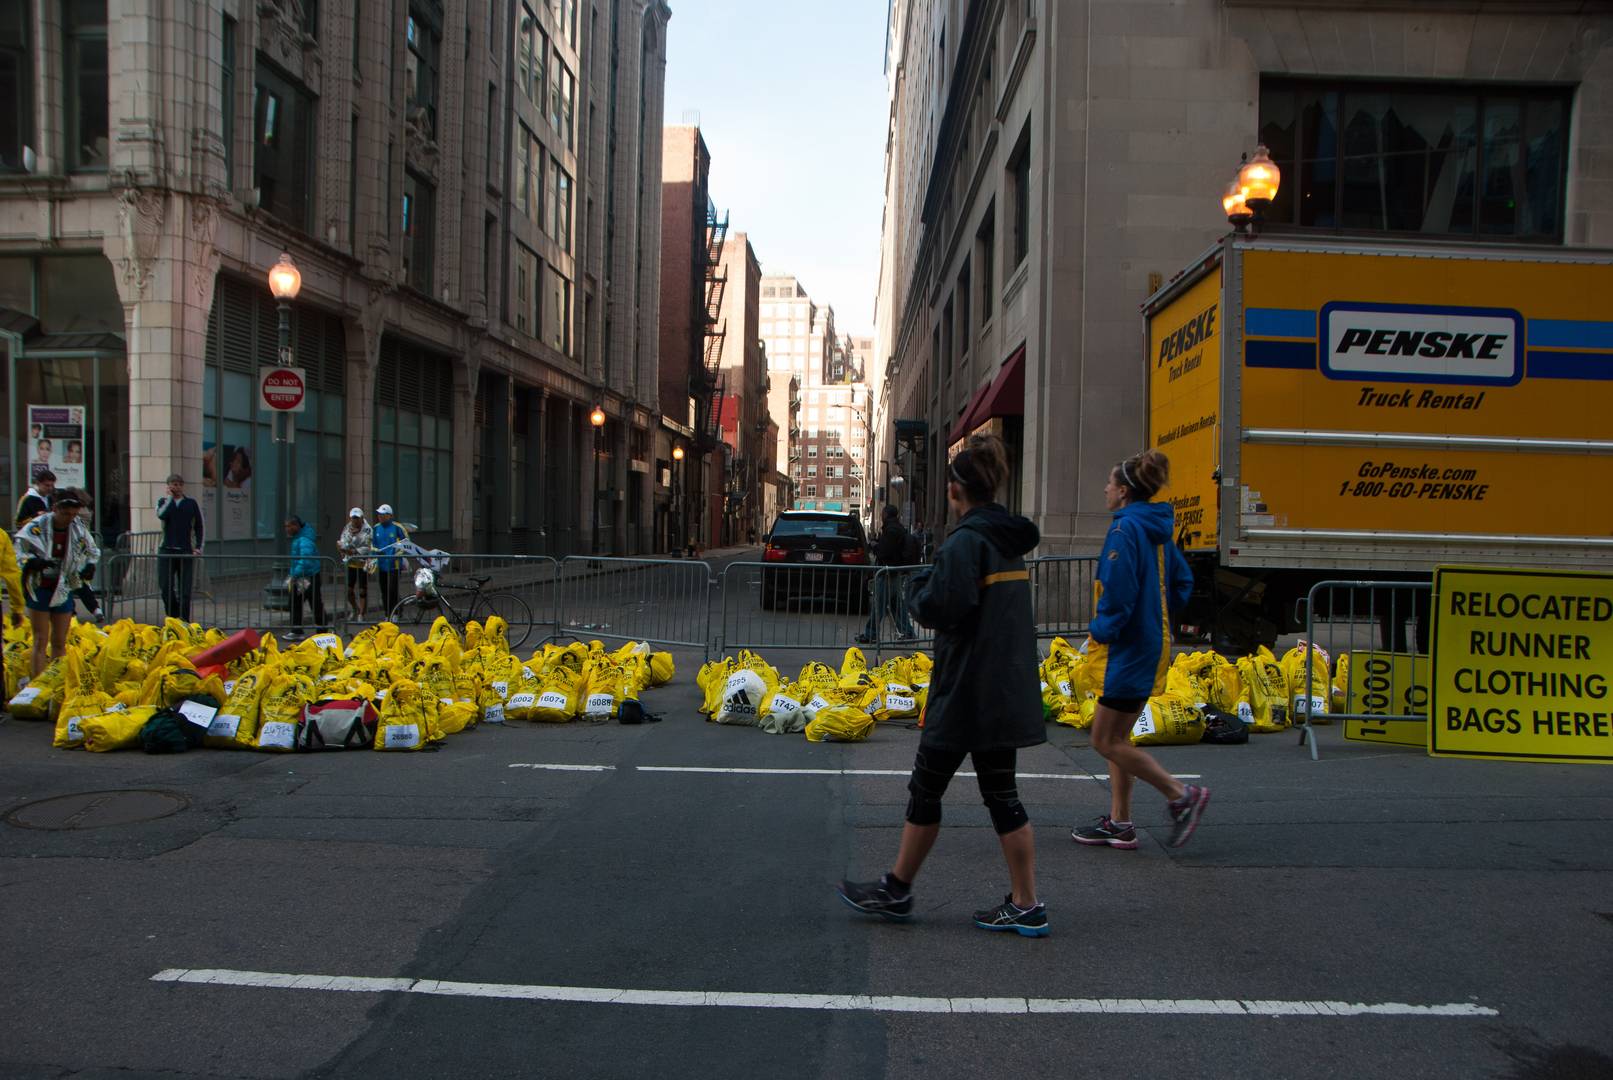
26, 405, 87, 490
202, 441, 254, 540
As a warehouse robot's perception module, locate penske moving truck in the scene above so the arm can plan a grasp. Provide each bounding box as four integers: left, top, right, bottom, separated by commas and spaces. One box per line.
1143, 234, 1613, 651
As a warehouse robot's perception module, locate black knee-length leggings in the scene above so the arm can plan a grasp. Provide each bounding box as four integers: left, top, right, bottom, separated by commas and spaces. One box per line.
904, 745, 1029, 834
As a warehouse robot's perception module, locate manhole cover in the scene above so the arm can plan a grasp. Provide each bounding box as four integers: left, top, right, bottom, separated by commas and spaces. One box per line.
4, 790, 189, 831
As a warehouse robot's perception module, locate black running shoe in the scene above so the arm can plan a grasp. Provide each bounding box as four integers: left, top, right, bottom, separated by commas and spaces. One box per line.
1167, 784, 1211, 848
1071, 815, 1139, 849
837, 877, 913, 921
972, 895, 1049, 938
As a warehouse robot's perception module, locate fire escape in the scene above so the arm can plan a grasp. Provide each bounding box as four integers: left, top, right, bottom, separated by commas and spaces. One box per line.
692, 199, 728, 452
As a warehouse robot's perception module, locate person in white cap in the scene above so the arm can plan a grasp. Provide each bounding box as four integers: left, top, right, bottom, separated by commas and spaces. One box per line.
337, 506, 373, 621
369, 503, 408, 618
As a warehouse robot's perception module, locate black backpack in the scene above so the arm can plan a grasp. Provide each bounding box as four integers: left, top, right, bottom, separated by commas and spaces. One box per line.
1200, 708, 1249, 745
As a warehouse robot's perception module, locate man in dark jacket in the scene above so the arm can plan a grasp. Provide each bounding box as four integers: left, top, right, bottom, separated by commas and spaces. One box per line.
156, 472, 204, 621
15, 470, 54, 528
856, 506, 916, 643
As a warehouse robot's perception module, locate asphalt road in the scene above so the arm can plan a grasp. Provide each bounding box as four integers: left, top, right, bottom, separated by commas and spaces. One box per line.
2, 641, 1611, 1080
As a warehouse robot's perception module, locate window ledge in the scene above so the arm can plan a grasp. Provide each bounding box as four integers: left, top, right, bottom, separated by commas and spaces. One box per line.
1003, 260, 1030, 312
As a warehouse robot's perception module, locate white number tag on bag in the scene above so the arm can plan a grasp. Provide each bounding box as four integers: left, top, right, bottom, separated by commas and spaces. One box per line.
257, 721, 296, 749
208, 714, 242, 739
383, 723, 421, 748
483, 704, 505, 724
585, 693, 614, 717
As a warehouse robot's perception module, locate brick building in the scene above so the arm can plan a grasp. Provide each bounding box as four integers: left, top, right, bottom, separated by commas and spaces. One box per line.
0, 0, 671, 556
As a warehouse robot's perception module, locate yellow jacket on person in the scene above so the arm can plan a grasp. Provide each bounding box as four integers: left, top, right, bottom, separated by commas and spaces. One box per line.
0, 527, 22, 613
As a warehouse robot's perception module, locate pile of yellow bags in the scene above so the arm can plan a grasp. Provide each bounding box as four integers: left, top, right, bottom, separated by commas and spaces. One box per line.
1039, 637, 1344, 745
4, 614, 676, 753
696, 647, 932, 742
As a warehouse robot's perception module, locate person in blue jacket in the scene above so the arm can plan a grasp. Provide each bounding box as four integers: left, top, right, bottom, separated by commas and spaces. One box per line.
369, 503, 408, 618
1072, 449, 1211, 850
283, 516, 326, 633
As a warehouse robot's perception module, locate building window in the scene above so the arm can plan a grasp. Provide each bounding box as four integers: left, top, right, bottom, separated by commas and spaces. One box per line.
805, 484, 817, 498
405, 4, 442, 137
827, 485, 843, 499
1008, 123, 1031, 267
64, 0, 110, 171
550, 60, 572, 137
402, 171, 434, 293
374, 336, 455, 538
516, 123, 540, 223
957, 259, 972, 350
517, 5, 538, 102
560, 65, 576, 148
254, 63, 315, 231
976, 203, 995, 323
807, 445, 818, 458
514, 244, 538, 334
553, 0, 578, 47
0, 5, 30, 172
543, 263, 571, 353
1258, 78, 1569, 241
554, 164, 573, 248
221, 16, 237, 185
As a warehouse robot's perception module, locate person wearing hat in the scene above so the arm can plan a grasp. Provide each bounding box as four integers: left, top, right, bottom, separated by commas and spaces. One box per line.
369, 504, 408, 619
156, 472, 204, 621
337, 507, 374, 621
855, 504, 917, 644
283, 515, 326, 634
14, 490, 100, 676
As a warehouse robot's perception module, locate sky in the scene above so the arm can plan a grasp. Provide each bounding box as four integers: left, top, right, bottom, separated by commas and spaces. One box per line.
662, 0, 889, 335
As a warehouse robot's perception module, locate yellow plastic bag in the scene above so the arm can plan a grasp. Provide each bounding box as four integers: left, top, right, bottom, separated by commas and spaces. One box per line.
527, 671, 581, 723
805, 702, 876, 743
9, 655, 65, 720
375, 679, 431, 750
580, 661, 630, 720
1281, 642, 1332, 724
436, 700, 479, 737
1130, 694, 1205, 746
1236, 647, 1290, 732
54, 692, 117, 748
255, 671, 316, 752
1331, 653, 1350, 712
82, 705, 160, 752
208, 665, 272, 749
648, 651, 675, 687
871, 682, 919, 722
697, 657, 735, 716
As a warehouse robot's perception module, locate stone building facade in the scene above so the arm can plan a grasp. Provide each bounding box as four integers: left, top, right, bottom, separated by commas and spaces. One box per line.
0, 0, 672, 556
873, 0, 1613, 553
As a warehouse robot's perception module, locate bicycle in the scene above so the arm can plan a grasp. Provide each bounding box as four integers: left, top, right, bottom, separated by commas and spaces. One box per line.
388, 568, 537, 651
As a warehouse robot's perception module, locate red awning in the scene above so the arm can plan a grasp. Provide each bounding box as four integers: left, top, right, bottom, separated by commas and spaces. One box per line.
948, 345, 1026, 443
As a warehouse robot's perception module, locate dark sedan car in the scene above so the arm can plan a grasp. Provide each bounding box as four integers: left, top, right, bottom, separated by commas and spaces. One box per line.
760, 511, 870, 613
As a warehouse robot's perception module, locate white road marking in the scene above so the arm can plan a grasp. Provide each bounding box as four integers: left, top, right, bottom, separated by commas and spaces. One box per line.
506, 764, 1199, 781
149, 968, 1496, 1018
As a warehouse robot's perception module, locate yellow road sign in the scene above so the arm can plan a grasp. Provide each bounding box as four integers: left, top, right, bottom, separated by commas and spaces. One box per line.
1430, 566, 1613, 764
1342, 651, 1429, 747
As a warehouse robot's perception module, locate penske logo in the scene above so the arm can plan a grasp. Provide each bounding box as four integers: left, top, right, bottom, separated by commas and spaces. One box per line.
1320, 302, 1523, 386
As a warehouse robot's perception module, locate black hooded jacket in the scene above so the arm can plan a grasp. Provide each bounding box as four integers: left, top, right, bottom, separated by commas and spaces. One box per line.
906, 503, 1045, 752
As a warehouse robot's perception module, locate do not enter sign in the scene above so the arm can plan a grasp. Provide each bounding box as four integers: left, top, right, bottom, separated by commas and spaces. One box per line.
259, 366, 308, 412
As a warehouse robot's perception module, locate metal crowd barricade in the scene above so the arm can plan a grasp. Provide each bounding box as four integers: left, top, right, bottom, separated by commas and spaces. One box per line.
1298, 579, 1433, 761
105, 530, 165, 601
102, 553, 347, 635
552, 555, 714, 651
718, 560, 883, 661
1027, 555, 1098, 642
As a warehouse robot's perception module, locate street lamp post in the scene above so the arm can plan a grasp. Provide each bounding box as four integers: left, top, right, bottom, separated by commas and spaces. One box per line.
1222, 144, 1282, 236
266, 252, 302, 533
672, 444, 685, 556
590, 404, 606, 554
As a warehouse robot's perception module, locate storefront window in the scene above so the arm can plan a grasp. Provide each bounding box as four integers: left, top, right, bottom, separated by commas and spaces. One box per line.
374, 334, 454, 546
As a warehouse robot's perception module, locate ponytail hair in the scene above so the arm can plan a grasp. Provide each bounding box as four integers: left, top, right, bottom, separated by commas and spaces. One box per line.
949, 433, 1011, 504
1115, 448, 1170, 502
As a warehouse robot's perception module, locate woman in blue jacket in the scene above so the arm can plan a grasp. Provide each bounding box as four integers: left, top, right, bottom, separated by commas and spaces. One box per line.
283, 516, 325, 633
1072, 449, 1211, 850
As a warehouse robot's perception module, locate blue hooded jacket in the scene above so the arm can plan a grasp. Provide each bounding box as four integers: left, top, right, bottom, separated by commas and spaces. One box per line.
1089, 500, 1194, 699
289, 522, 322, 579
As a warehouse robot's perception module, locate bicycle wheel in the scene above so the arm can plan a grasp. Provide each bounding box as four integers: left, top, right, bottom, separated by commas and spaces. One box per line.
473, 591, 536, 652
390, 594, 446, 640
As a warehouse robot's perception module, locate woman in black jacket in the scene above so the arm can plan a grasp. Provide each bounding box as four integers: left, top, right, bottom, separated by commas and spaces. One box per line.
838, 434, 1048, 937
